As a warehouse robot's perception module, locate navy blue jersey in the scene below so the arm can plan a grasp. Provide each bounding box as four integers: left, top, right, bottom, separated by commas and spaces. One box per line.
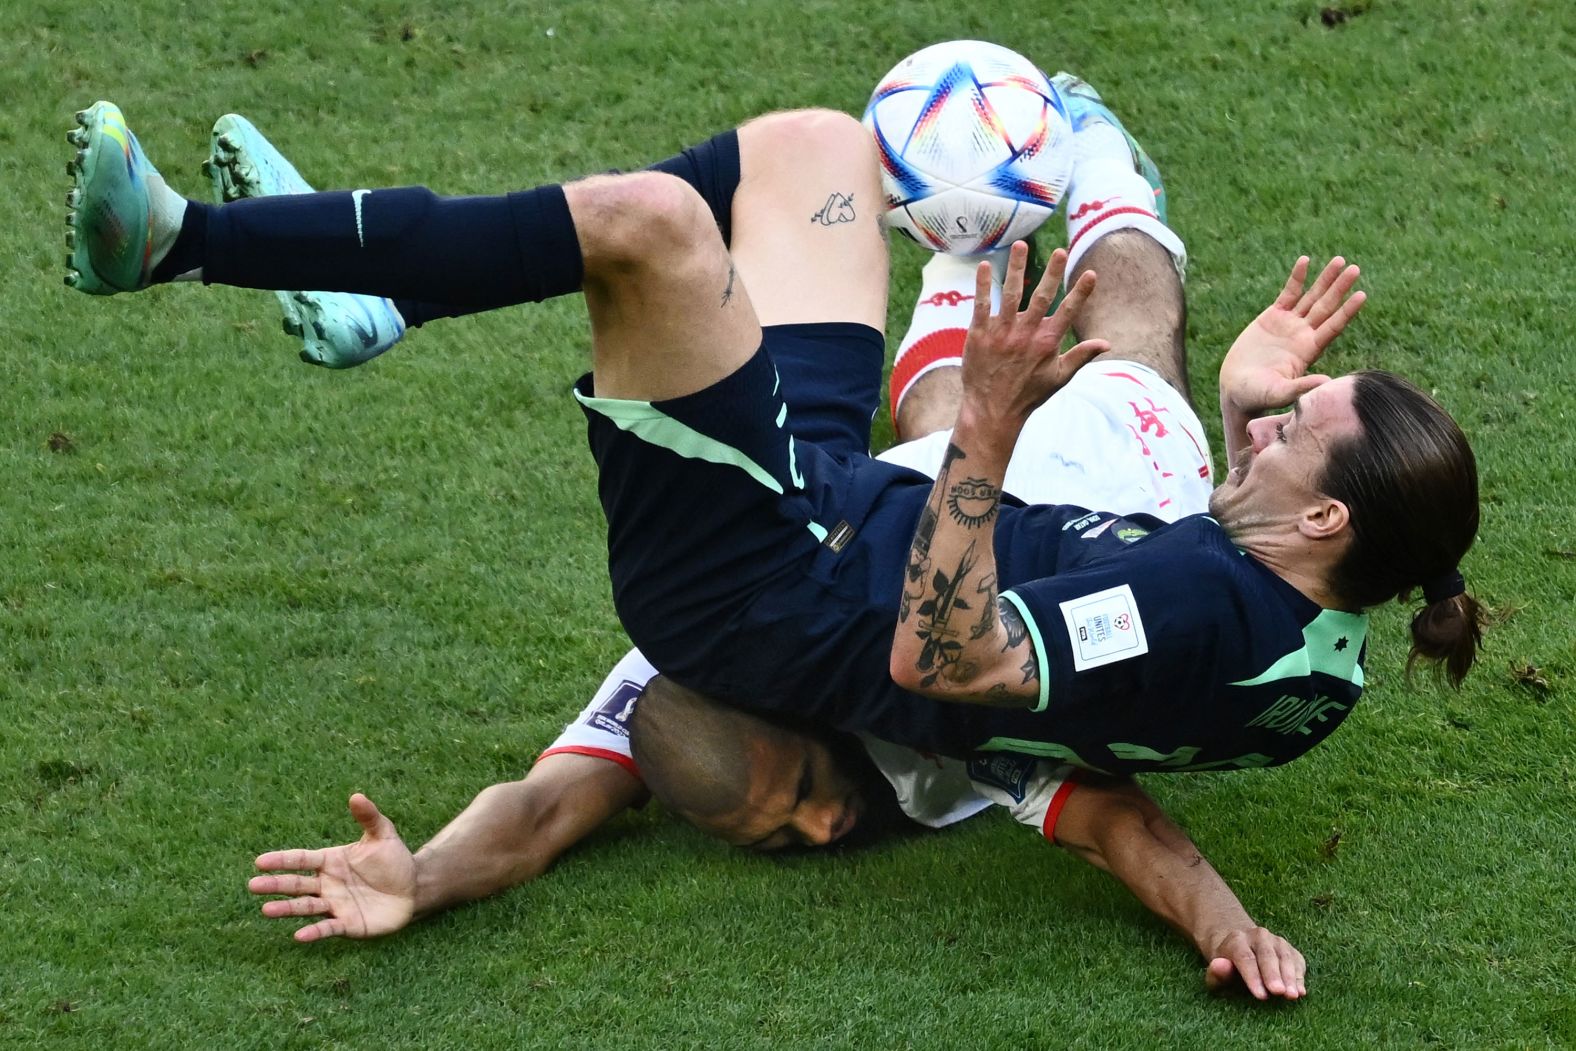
581, 335, 1368, 776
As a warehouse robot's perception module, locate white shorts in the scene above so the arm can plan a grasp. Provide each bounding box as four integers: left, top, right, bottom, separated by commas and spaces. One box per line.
877, 360, 1214, 522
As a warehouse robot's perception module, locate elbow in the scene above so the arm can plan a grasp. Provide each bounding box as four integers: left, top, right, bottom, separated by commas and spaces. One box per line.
889, 643, 923, 693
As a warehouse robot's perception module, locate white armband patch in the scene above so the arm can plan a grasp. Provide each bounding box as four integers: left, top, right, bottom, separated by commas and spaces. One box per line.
1058, 583, 1149, 671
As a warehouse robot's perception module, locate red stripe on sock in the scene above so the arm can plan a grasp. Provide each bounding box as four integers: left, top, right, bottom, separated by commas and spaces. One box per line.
890, 327, 967, 428
1069, 206, 1160, 252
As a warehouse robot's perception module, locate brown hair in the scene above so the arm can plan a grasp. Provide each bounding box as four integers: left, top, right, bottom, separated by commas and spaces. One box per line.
1320, 370, 1484, 685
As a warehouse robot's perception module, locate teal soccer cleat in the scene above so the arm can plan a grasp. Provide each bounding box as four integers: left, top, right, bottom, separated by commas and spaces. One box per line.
64, 101, 166, 294
204, 113, 406, 368
1049, 72, 1168, 225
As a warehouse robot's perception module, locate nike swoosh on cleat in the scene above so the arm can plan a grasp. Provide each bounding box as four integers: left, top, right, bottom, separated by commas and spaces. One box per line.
351, 188, 369, 247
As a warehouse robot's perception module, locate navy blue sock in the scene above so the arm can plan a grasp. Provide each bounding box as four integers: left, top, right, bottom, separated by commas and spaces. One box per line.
381, 131, 742, 330
200, 185, 582, 309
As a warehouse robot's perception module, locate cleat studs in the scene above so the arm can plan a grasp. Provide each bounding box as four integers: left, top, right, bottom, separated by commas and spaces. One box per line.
65, 229, 76, 250
282, 317, 303, 336
74, 109, 90, 126
218, 134, 236, 151
66, 188, 79, 207
65, 159, 77, 176
75, 148, 87, 166
66, 127, 87, 147
65, 269, 81, 287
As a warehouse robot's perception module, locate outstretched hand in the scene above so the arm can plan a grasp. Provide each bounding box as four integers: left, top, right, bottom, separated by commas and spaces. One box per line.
959, 242, 1110, 439
249, 792, 417, 943
1205, 926, 1307, 1001
1220, 255, 1366, 418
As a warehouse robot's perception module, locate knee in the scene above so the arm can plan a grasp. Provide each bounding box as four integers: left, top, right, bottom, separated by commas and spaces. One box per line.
741, 109, 877, 176
574, 170, 719, 271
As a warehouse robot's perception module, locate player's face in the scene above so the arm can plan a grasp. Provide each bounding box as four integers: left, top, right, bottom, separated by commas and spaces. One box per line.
1209, 376, 1362, 532
695, 730, 866, 853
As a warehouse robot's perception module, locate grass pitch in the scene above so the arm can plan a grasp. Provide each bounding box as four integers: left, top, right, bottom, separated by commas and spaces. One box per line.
3, 1, 1573, 1047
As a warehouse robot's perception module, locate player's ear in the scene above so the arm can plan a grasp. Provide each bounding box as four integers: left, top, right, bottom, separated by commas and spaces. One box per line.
1299, 496, 1349, 541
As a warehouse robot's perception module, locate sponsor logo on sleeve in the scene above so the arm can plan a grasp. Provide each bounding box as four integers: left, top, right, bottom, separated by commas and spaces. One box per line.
967, 753, 1037, 802
1058, 584, 1150, 671
589, 679, 644, 738
1062, 512, 1103, 533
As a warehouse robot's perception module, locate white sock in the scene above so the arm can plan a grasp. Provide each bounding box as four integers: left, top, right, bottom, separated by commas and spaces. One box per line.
1062, 122, 1186, 278
890, 253, 1003, 422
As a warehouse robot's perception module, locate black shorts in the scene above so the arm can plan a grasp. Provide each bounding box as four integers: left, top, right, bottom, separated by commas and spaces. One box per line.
575, 322, 895, 685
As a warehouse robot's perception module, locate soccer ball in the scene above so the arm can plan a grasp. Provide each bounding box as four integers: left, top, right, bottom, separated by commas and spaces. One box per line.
863, 40, 1074, 255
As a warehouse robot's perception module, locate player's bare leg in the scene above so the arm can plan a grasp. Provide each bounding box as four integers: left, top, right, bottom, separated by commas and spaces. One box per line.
567, 171, 762, 401
728, 109, 888, 329
1068, 229, 1188, 399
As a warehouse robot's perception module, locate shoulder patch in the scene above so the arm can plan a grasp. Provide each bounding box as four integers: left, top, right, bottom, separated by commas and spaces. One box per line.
1058, 583, 1150, 671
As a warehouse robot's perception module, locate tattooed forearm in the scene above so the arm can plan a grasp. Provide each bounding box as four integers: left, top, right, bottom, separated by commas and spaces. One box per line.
947, 477, 1000, 528
901, 444, 964, 623
968, 576, 997, 640
914, 541, 979, 686
721, 263, 737, 307
894, 432, 1026, 703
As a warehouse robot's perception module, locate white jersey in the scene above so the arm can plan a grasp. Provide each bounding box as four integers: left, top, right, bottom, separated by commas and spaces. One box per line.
539, 648, 1084, 841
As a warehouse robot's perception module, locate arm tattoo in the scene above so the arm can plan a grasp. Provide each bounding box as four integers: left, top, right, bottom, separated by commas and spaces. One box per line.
998, 597, 1039, 684
998, 597, 1029, 648
720, 263, 737, 307
913, 541, 978, 687
946, 477, 1000, 528
901, 444, 964, 622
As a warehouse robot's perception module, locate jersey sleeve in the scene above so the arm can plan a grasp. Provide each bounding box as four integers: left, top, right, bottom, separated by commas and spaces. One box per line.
964, 753, 1081, 840
1001, 531, 1226, 715
535, 648, 657, 781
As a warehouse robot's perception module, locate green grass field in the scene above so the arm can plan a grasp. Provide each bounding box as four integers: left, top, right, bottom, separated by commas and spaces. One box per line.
4, 0, 1573, 1046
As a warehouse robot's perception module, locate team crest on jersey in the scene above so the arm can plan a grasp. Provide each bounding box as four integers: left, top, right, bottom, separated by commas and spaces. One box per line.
589, 679, 643, 738
1115, 525, 1149, 543
967, 753, 1037, 803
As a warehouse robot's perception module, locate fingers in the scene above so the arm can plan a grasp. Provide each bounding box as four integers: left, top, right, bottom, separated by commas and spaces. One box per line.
249, 873, 320, 897
1025, 247, 1068, 319
1288, 374, 1331, 399
1204, 956, 1237, 992
255, 848, 326, 873
348, 792, 395, 839
971, 259, 994, 328
999, 240, 1030, 315
1316, 288, 1366, 344
294, 918, 348, 943
1208, 930, 1309, 1001
1060, 338, 1110, 373
1051, 268, 1098, 331
1274, 256, 1310, 310
1296, 256, 1346, 315
1305, 262, 1359, 328
261, 894, 333, 919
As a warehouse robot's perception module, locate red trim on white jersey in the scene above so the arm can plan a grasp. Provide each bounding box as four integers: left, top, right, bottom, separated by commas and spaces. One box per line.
1040, 774, 1083, 841
537, 745, 642, 780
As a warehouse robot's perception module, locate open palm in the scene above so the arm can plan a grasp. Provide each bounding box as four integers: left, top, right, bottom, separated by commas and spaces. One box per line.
1221, 256, 1366, 417
249, 792, 417, 942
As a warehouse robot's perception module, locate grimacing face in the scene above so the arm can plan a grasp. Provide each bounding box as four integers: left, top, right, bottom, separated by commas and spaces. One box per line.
685, 728, 866, 853
1208, 376, 1362, 533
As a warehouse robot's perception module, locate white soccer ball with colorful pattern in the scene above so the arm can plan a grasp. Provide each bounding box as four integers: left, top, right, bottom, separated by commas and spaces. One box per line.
863, 40, 1074, 255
